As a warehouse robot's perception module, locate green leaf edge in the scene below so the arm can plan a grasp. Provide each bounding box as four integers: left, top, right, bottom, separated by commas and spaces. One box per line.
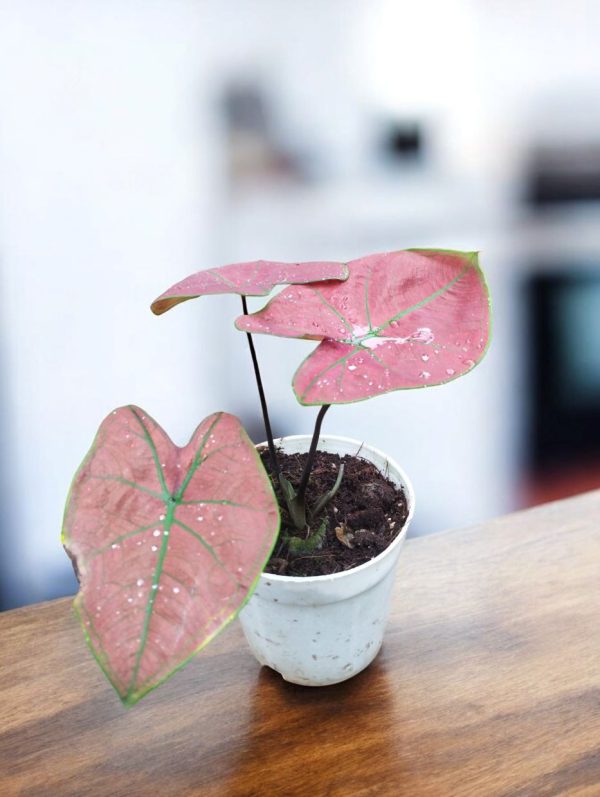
62, 405, 280, 707
289, 248, 493, 406
150, 264, 351, 315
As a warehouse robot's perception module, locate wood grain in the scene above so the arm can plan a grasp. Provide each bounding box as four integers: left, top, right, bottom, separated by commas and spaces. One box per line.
1, 490, 600, 797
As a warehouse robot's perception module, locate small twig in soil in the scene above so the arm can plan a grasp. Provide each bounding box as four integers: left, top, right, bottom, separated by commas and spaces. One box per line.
240, 295, 280, 481
291, 553, 334, 563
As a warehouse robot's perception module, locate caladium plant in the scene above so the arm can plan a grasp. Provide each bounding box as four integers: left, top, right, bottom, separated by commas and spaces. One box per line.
233, 249, 490, 532
62, 407, 279, 705
235, 249, 490, 405
64, 249, 490, 705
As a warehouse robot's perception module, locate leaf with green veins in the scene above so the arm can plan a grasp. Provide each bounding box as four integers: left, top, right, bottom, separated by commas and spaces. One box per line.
150, 260, 349, 315
235, 249, 491, 405
62, 406, 279, 706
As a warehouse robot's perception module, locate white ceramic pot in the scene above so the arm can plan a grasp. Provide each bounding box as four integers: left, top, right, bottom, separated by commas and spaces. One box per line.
238, 435, 415, 686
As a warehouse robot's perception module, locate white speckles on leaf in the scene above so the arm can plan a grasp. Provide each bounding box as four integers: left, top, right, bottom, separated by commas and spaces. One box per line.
413, 327, 434, 344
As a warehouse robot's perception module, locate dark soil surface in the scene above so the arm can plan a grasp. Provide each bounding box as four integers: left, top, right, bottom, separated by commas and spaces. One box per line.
261, 448, 409, 577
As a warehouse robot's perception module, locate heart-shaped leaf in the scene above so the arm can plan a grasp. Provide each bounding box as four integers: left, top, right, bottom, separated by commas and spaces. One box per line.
62, 406, 279, 706
151, 260, 349, 315
235, 249, 491, 405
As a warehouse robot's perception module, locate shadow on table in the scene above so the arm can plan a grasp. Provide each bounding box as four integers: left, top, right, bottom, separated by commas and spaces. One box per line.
218, 654, 410, 796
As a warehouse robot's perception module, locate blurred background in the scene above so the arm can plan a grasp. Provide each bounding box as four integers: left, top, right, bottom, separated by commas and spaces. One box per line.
1, 0, 599, 609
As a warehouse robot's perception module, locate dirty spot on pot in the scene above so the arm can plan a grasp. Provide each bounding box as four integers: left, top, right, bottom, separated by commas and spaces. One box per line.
312, 654, 318, 661
291, 673, 312, 685
343, 663, 353, 671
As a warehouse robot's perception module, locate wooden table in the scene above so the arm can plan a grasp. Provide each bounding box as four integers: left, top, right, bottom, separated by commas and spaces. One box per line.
2, 491, 600, 797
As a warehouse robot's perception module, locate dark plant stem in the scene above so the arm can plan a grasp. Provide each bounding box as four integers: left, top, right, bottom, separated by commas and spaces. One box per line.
296, 403, 330, 503
241, 295, 280, 481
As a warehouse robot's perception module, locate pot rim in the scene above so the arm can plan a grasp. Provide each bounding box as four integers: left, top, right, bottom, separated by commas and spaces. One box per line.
256, 433, 416, 585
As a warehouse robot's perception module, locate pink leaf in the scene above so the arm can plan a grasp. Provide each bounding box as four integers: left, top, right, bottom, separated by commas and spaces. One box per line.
235, 249, 491, 405
62, 406, 279, 705
151, 260, 349, 315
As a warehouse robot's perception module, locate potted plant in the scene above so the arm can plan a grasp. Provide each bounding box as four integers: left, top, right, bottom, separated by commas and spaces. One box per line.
62, 249, 491, 705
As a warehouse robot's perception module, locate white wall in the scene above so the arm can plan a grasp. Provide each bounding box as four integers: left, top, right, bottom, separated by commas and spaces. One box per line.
0, 1, 225, 605
1, 0, 599, 606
